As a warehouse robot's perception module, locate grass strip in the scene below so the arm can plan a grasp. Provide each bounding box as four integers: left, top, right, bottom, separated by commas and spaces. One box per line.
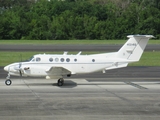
0, 39, 160, 45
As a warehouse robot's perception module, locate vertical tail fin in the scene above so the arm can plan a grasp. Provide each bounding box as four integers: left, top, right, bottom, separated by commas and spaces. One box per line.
116, 35, 154, 61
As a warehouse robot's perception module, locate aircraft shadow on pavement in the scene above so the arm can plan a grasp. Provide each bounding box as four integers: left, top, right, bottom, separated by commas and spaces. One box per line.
53, 80, 77, 88
56, 80, 130, 88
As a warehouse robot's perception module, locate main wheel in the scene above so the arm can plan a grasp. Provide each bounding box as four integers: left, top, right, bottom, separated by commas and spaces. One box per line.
57, 78, 64, 86
5, 79, 12, 86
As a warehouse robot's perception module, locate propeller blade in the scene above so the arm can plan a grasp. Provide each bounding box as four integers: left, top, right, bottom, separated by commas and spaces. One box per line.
19, 62, 22, 76
19, 70, 22, 77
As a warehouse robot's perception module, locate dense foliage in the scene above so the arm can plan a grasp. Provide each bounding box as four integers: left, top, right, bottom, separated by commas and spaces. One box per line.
0, 0, 160, 40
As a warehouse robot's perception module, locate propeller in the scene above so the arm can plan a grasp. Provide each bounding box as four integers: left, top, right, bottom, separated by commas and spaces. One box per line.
19, 62, 22, 77
19, 54, 22, 77
13, 62, 22, 76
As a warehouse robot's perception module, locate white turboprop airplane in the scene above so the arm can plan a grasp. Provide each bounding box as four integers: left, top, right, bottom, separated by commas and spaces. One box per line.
4, 35, 153, 86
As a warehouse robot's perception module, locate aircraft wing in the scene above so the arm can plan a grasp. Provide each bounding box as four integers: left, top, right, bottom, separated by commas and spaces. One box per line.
46, 67, 71, 76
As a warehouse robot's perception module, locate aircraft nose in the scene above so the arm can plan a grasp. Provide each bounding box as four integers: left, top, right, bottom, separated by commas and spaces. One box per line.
4, 65, 9, 72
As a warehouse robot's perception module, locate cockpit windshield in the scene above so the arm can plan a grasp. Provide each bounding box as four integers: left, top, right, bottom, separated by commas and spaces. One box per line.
25, 56, 35, 62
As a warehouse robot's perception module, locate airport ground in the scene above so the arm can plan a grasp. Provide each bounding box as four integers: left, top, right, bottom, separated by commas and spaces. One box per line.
1, 66, 160, 120
0, 44, 160, 120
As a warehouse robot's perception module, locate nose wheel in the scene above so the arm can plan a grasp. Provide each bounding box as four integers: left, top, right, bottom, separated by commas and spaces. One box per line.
5, 79, 12, 86
5, 73, 12, 86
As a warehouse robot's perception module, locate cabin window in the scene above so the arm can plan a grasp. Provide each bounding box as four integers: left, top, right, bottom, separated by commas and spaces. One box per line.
55, 58, 59, 62
74, 59, 77, 62
61, 58, 64, 62
66, 58, 70, 62
92, 59, 95, 62
49, 58, 53, 62
36, 57, 41, 62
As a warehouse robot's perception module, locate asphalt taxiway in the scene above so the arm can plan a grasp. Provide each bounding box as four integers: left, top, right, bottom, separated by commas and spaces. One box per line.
0, 78, 160, 120
1, 67, 160, 120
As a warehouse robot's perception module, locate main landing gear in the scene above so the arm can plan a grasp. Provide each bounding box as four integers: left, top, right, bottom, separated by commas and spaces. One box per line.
57, 78, 64, 86
5, 74, 12, 86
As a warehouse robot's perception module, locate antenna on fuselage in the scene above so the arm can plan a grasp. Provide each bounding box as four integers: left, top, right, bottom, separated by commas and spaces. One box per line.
77, 51, 82, 55
63, 51, 68, 55
20, 54, 22, 62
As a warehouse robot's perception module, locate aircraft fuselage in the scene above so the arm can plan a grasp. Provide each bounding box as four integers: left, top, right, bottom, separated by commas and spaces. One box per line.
4, 54, 123, 77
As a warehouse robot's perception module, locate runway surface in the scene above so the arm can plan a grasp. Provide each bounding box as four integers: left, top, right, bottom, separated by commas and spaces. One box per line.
1, 78, 160, 120
0, 44, 160, 51
1, 67, 160, 120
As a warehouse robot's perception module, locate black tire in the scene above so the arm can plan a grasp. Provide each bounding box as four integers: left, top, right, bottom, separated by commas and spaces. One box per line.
5, 79, 12, 86
57, 78, 64, 86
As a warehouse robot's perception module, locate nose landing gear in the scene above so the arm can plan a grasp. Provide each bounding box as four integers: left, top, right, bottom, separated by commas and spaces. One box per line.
5, 74, 12, 86
5, 79, 12, 86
